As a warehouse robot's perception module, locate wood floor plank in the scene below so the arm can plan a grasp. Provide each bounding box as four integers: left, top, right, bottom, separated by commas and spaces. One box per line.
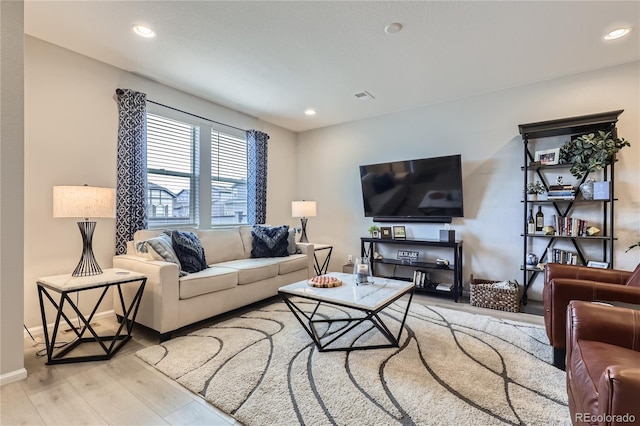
28, 382, 107, 426
66, 367, 168, 425
103, 356, 194, 418
0, 382, 46, 426
164, 401, 236, 426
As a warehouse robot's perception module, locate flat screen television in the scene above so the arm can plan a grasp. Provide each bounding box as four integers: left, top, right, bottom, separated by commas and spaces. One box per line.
359, 154, 464, 222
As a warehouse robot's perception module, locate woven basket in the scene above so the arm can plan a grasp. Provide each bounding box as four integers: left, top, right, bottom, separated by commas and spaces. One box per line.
469, 275, 520, 313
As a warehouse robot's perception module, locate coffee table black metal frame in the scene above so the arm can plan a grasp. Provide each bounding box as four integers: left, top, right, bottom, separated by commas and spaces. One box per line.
37, 269, 147, 365
279, 281, 414, 352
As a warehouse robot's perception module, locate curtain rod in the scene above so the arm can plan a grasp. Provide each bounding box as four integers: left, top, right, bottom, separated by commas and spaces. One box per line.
147, 99, 247, 133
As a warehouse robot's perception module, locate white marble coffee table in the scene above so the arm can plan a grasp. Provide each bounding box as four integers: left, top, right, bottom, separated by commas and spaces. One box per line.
278, 272, 414, 352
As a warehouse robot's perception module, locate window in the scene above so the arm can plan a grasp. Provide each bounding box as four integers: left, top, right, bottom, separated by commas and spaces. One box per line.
146, 111, 247, 228
211, 130, 248, 225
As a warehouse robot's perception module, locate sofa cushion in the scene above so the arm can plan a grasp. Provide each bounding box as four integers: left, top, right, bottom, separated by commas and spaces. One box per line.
179, 266, 238, 299
197, 228, 245, 264
251, 225, 290, 258
169, 230, 208, 274
278, 253, 309, 275
625, 263, 640, 288
217, 258, 280, 285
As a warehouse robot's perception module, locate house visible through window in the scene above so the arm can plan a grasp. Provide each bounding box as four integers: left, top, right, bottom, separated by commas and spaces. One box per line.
146, 112, 248, 228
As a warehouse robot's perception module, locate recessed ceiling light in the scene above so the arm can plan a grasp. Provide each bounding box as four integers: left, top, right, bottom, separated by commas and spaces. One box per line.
384, 22, 403, 34
305, 109, 316, 116
133, 25, 156, 38
604, 27, 631, 40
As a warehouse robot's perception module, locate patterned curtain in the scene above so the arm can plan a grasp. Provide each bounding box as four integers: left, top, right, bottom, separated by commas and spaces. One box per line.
115, 88, 148, 254
246, 130, 269, 225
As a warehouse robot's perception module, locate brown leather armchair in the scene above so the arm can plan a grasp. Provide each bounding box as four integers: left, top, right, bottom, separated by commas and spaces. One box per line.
543, 263, 640, 369
566, 301, 640, 426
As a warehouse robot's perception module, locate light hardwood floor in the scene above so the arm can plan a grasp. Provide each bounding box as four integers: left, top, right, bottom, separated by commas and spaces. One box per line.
1, 294, 543, 426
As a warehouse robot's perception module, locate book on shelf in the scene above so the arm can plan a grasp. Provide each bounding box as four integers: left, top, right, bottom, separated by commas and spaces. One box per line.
548, 249, 579, 265
550, 215, 589, 237
436, 282, 453, 292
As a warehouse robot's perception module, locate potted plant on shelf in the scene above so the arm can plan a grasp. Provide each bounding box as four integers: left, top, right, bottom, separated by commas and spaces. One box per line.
559, 131, 630, 178
368, 225, 380, 238
525, 181, 545, 201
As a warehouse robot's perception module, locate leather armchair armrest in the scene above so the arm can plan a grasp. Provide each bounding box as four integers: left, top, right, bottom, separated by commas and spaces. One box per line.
545, 263, 631, 285
597, 366, 640, 422
544, 278, 640, 348
567, 301, 640, 351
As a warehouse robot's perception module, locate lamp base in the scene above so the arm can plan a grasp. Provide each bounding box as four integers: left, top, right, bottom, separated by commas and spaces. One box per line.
299, 217, 309, 243
72, 221, 103, 277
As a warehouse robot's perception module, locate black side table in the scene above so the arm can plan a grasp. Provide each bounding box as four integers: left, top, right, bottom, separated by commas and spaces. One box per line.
37, 268, 146, 365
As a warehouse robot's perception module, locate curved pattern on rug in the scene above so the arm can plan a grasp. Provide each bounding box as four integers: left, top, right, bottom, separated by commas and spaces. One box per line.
137, 301, 569, 425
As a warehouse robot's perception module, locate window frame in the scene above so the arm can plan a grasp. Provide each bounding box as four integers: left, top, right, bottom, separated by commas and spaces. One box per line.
145, 105, 248, 229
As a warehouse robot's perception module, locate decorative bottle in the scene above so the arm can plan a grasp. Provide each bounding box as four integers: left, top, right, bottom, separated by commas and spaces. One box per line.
527, 209, 535, 234
535, 206, 544, 232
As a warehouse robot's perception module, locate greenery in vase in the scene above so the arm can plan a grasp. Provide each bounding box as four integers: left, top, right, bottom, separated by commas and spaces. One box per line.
524, 181, 545, 195
559, 131, 630, 178
368, 225, 380, 236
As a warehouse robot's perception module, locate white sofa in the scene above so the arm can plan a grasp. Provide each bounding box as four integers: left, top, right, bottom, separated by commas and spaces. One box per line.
112, 226, 313, 340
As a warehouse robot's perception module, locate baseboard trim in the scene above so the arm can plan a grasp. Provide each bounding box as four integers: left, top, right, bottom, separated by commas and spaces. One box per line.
24, 310, 115, 340
0, 368, 27, 387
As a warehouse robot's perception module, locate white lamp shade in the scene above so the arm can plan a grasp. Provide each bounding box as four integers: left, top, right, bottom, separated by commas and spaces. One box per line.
53, 186, 116, 219
291, 200, 317, 218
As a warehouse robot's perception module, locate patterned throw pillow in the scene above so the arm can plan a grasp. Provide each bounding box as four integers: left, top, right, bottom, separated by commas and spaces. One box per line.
251, 225, 290, 258
166, 230, 208, 274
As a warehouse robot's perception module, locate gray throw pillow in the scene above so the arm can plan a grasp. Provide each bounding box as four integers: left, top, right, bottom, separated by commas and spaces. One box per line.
287, 227, 301, 255
136, 233, 186, 275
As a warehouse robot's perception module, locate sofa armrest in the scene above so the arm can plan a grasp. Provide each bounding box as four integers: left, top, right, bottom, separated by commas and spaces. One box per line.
545, 263, 631, 285
544, 278, 640, 348
597, 366, 640, 423
567, 300, 640, 351
112, 254, 180, 334
296, 243, 314, 279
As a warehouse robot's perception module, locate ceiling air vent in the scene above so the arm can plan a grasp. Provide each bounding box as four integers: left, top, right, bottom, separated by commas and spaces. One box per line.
354, 91, 375, 101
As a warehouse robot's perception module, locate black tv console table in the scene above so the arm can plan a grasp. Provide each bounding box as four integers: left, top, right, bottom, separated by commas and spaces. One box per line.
360, 237, 463, 302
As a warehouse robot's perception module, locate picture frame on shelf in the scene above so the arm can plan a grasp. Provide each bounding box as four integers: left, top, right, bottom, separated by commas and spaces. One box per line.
587, 260, 609, 269
393, 226, 406, 240
380, 227, 392, 239
534, 148, 560, 165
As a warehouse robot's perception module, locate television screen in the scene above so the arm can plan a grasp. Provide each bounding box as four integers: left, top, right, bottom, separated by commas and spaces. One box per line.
359, 154, 464, 222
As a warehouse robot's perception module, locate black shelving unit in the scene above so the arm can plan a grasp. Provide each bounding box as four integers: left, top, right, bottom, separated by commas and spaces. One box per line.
360, 237, 463, 302
518, 110, 623, 305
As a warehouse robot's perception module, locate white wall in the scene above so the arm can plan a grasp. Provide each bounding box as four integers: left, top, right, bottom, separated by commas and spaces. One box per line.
1, 0, 27, 385
23, 36, 298, 329
296, 62, 640, 301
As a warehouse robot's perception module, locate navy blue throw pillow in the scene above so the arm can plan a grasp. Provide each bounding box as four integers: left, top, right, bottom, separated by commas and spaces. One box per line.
167, 230, 208, 274
251, 225, 290, 258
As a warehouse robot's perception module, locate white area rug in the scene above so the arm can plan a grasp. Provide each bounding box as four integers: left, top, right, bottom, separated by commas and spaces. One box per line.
136, 300, 569, 425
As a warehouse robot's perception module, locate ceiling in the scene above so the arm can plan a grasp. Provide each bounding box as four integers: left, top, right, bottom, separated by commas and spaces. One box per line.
25, 1, 639, 133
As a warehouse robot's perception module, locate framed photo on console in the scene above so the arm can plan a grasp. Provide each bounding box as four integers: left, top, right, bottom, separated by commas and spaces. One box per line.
393, 226, 406, 240
380, 227, 392, 239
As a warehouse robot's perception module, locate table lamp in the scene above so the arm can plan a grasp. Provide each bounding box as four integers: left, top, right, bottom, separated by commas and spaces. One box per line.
291, 200, 317, 243
53, 185, 116, 276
